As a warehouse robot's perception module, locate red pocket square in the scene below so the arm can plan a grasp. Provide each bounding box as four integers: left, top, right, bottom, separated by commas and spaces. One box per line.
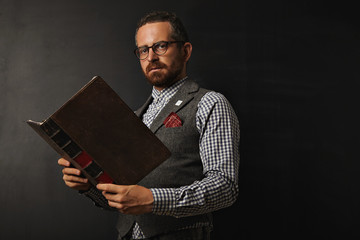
163, 112, 182, 128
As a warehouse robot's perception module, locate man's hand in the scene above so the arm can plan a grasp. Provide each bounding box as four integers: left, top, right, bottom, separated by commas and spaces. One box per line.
97, 184, 154, 215
58, 158, 91, 191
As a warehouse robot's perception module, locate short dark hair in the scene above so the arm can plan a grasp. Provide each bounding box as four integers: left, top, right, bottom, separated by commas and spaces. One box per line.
135, 11, 189, 45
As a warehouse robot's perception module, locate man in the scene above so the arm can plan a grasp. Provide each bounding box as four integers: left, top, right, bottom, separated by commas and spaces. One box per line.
58, 11, 240, 240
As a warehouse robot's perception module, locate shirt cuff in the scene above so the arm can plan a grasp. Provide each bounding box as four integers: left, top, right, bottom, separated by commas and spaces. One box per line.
150, 188, 177, 215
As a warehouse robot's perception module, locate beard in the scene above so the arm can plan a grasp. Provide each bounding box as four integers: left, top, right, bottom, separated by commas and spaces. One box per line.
143, 60, 184, 89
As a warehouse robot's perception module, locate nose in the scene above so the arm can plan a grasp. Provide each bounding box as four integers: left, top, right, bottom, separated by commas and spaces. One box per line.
147, 48, 159, 62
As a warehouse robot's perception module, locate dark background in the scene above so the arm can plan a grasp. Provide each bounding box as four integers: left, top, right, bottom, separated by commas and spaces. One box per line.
0, 0, 359, 239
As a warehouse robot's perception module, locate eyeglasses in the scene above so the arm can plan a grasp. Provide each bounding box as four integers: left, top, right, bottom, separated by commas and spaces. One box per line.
134, 41, 184, 60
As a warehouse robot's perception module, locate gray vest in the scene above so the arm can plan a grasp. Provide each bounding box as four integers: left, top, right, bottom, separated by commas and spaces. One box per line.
116, 80, 212, 238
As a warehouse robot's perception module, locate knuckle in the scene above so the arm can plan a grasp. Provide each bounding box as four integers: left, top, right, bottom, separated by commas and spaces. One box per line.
66, 175, 73, 181
63, 168, 72, 175
100, 185, 108, 192
108, 201, 116, 208
115, 195, 125, 203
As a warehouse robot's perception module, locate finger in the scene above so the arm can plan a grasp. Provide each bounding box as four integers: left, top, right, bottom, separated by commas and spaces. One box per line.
101, 191, 127, 203
65, 180, 86, 188
62, 167, 81, 176
97, 183, 124, 193
107, 200, 128, 212
58, 158, 70, 167
64, 180, 90, 191
63, 174, 88, 184
107, 201, 145, 215
108, 200, 126, 209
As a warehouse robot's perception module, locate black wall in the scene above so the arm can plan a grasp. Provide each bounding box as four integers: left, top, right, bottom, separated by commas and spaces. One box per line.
0, 1, 359, 239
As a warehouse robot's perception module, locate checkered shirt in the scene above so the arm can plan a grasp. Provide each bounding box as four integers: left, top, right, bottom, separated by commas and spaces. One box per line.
142, 77, 187, 128
83, 78, 240, 239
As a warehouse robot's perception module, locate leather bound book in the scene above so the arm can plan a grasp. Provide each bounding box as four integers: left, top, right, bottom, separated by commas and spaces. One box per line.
27, 76, 171, 187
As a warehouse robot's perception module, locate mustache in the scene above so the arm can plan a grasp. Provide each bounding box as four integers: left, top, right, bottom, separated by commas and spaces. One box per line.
146, 62, 166, 73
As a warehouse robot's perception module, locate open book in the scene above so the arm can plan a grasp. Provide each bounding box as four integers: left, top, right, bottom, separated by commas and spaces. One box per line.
27, 76, 171, 186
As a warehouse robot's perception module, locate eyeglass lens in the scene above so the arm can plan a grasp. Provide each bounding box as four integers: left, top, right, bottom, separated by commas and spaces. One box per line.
136, 41, 169, 59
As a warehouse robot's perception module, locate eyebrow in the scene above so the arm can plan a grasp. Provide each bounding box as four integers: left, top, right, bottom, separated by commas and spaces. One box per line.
137, 40, 167, 48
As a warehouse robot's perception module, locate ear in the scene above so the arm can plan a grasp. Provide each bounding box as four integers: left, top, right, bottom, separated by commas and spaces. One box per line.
183, 42, 192, 62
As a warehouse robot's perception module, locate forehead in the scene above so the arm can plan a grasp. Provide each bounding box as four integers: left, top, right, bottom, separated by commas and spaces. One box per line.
136, 22, 172, 46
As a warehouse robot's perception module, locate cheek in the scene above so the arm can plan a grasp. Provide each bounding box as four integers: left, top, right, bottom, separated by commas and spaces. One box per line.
160, 56, 176, 69
140, 61, 148, 72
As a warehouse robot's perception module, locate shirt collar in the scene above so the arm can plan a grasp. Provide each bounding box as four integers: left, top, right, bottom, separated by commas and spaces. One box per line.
151, 76, 188, 101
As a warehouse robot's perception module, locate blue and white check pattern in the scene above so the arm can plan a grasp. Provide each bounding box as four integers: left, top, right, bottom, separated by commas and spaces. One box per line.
84, 78, 240, 239
142, 77, 188, 128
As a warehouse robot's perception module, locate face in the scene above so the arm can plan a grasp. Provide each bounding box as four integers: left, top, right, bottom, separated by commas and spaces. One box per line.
136, 22, 192, 90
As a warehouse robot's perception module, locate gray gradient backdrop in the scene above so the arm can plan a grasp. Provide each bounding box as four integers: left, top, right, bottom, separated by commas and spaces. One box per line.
0, 1, 359, 239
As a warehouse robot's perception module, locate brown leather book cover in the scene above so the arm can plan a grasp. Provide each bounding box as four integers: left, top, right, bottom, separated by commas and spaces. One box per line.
27, 76, 171, 186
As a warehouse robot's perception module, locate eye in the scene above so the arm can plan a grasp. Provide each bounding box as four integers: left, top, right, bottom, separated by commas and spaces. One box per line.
154, 42, 168, 51
138, 47, 148, 55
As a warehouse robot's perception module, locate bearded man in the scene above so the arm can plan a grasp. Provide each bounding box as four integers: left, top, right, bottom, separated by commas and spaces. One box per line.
58, 10, 240, 240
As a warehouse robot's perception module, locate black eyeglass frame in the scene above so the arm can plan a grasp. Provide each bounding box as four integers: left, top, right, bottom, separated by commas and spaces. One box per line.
134, 41, 185, 60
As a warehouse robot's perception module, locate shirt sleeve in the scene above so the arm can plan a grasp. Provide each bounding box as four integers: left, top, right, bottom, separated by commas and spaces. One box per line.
150, 91, 240, 217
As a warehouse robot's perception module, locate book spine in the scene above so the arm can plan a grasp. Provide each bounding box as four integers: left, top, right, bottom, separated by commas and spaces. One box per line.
41, 118, 114, 185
